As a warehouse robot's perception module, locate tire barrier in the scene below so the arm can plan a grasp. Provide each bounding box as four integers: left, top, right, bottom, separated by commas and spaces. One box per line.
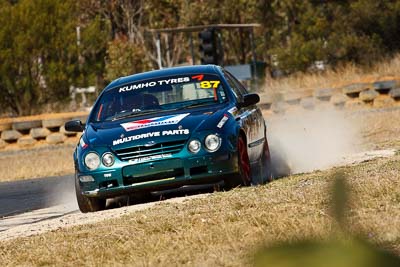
46, 133, 67, 145
313, 88, 340, 101
12, 120, 42, 133
389, 88, 400, 100
359, 89, 379, 102
17, 136, 37, 147
260, 77, 400, 115
30, 128, 51, 139
1, 130, 22, 142
342, 83, 370, 98
0, 112, 87, 150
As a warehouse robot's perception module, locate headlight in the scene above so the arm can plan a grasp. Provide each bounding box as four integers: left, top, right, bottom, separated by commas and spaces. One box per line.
102, 152, 115, 167
84, 152, 100, 170
188, 139, 201, 153
204, 134, 221, 152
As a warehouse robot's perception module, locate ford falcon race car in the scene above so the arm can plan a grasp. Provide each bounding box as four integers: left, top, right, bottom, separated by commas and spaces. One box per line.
65, 65, 272, 212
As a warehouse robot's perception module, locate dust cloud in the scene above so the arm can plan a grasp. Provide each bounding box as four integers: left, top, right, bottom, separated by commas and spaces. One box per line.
48, 175, 78, 211
266, 107, 362, 176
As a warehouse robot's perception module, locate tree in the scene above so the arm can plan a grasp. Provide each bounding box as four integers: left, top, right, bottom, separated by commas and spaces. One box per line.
104, 36, 150, 81
0, 0, 77, 115
258, 0, 400, 73
0, 0, 110, 115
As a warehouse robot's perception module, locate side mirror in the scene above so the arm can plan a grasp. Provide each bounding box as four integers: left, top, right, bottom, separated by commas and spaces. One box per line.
239, 93, 260, 108
65, 120, 84, 132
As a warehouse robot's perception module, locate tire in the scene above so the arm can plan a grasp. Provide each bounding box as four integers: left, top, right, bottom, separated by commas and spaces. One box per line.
224, 135, 252, 189
237, 135, 252, 186
75, 173, 106, 213
224, 136, 251, 190
260, 138, 273, 183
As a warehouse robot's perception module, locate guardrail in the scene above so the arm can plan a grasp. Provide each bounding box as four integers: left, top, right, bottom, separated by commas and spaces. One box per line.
0, 77, 399, 150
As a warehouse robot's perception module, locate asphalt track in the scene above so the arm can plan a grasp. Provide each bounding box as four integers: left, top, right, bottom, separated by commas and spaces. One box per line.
0, 175, 75, 218
0, 174, 218, 219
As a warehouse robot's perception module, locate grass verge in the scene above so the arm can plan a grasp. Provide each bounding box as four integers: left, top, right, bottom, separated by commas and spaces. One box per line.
0, 145, 75, 182
0, 155, 399, 266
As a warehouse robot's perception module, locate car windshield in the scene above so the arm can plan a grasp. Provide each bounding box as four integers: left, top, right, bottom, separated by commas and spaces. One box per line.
91, 73, 227, 122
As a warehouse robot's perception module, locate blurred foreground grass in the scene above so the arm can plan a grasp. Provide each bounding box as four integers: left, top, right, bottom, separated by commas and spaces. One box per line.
254, 171, 400, 267
0, 154, 399, 266
255, 239, 400, 267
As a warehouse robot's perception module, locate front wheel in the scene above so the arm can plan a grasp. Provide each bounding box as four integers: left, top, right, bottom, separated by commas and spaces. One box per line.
75, 173, 106, 213
237, 136, 252, 186
261, 138, 273, 183
224, 135, 252, 189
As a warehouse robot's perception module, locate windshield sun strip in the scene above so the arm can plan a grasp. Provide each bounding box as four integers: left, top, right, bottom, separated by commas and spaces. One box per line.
93, 73, 226, 123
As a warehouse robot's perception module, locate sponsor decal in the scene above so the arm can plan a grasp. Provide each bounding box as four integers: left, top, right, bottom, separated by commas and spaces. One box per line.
118, 77, 191, 93
161, 129, 190, 135
228, 107, 238, 115
129, 153, 172, 164
112, 128, 190, 146
217, 114, 229, 128
158, 77, 190, 85
113, 131, 160, 145
121, 113, 189, 132
79, 138, 88, 149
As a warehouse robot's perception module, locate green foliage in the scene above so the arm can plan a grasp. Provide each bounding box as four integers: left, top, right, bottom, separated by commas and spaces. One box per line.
259, 0, 400, 73
1, 0, 400, 114
0, 0, 109, 115
104, 37, 150, 81
78, 15, 110, 89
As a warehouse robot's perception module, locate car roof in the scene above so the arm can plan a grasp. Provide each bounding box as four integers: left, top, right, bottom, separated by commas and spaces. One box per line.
105, 64, 222, 91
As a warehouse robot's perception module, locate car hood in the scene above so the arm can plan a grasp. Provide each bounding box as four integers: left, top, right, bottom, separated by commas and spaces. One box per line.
84, 104, 230, 149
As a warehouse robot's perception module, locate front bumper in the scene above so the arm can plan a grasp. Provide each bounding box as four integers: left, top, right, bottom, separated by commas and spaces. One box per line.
77, 151, 238, 198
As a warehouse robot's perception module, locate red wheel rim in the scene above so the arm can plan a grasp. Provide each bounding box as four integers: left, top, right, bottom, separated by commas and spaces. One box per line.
263, 139, 271, 160
238, 137, 251, 184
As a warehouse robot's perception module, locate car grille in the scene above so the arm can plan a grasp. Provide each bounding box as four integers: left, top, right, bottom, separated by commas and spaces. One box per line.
113, 140, 186, 161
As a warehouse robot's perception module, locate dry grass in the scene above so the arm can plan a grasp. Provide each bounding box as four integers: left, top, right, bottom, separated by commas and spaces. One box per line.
359, 110, 400, 150
264, 53, 400, 94
0, 154, 399, 266
0, 145, 75, 182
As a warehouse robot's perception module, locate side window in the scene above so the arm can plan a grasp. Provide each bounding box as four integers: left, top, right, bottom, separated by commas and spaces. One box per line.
226, 71, 249, 95
224, 71, 243, 101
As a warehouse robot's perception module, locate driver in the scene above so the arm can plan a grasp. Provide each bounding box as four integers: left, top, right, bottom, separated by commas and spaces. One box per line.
122, 93, 143, 112
142, 94, 160, 109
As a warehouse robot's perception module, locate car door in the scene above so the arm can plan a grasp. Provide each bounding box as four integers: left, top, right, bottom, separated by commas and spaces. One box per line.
223, 71, 265, 163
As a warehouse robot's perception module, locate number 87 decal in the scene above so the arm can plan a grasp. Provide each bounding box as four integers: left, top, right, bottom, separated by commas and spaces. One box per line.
200, 81, 220, 89
191, 75, 220, 90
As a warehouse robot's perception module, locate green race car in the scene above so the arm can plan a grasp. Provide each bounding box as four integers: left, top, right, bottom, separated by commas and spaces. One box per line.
65, 65, 272, 212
